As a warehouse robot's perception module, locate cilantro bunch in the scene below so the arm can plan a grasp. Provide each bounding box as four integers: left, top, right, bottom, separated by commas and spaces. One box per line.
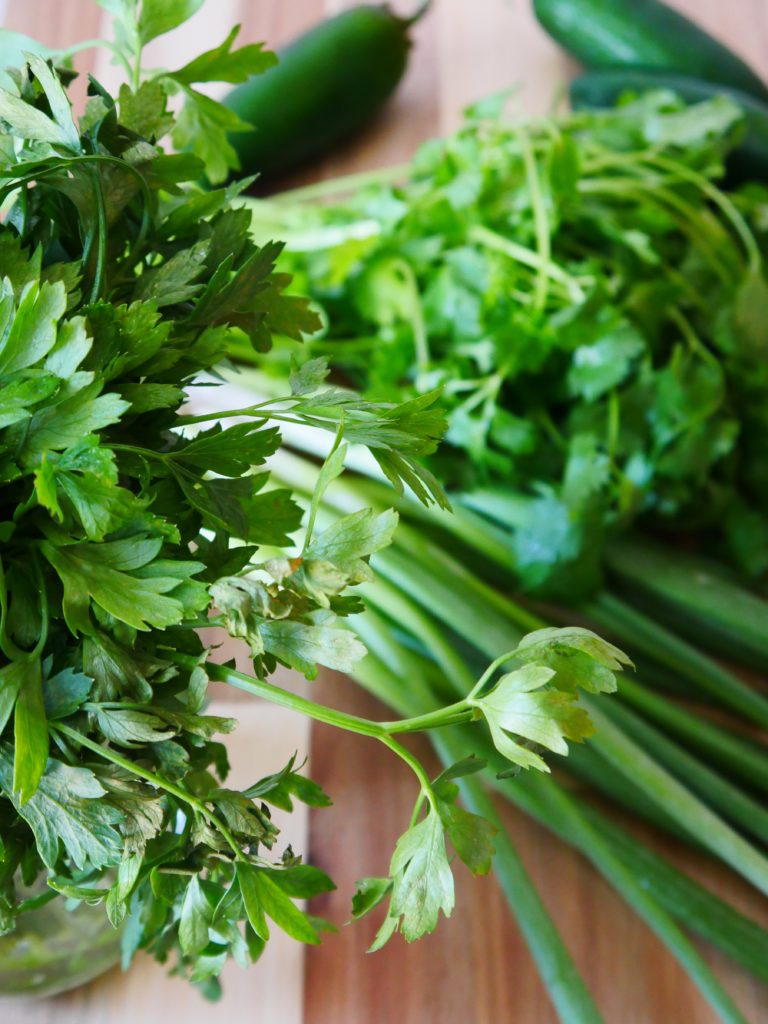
0, 4, 629, 998
264, 90, 768, 598
239, 91, 768, 1020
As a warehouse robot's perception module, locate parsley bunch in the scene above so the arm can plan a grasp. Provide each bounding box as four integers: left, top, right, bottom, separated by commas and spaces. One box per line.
0, 4, 628, 998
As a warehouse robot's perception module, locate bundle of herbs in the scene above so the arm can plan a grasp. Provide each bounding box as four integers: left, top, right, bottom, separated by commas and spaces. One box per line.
241, 90, 768, 1021
0, 4, 631, 1001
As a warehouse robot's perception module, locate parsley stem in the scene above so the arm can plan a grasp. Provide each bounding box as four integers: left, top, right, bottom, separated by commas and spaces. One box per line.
467, 649, 521, 700
207, 659, 472, 741
380, 703, 474, 733
88, 169, 108, 303
0, 557, 25, 662
57, 38, 132, 79
202, 660, 387, 739
50, 722, 246, 863
195, 660, 463, 805
28, 555, 49, 660
380, 734, 437, 811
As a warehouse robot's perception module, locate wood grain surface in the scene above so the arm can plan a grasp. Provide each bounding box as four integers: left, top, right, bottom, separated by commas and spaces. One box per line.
2, 1, 768, 1023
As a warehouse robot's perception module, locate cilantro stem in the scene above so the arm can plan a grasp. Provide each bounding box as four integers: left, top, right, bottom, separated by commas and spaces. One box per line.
646, 154, 762, 274
50, 721, 246, 862
669, 308, 719, 369
396, 258, 429, 369
469, 224, 586, 302
519, 128, 551, 311
606, 389, 619, 466
579, 179, 734, 283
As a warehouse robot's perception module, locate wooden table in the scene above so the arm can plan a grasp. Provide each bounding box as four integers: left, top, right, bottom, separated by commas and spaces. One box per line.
3, 2, 768, 1022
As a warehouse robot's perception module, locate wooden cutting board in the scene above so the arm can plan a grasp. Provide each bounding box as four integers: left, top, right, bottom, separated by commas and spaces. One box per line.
3, 1, 768, 1022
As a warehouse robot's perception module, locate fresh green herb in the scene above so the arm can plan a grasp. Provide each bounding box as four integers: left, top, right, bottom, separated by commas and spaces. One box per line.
254, 90, 768, 598
0, 7, 625, 999
243, 94, 768, 1020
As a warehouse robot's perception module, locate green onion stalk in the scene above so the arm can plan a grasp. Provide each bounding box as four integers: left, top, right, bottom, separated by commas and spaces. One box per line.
270, 445, 768, 1024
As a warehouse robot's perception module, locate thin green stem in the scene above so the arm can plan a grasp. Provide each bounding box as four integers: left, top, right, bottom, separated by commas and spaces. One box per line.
380, 734, 437, 810
89, 168, 107, 304
669, 307, 719, 369
381, 702, 474, 733
0, 556, 25, 662
520, 127, 551, 310
469, 224, 586, 302
578, 179, 734, 283
28, 555, 49, 660
51, 722, 245, 861
202, 660, 386, 739
647, 154, 762, 273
